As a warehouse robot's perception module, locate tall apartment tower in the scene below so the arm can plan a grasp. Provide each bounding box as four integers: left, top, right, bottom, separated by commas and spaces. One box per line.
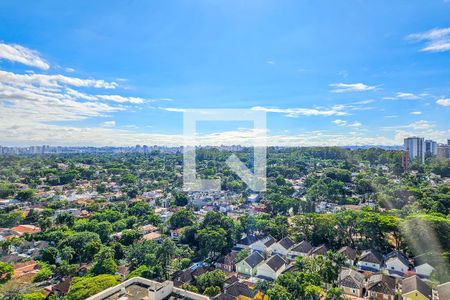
404, 137, 425, 163
437, 143, 450, 159
424, 139, 438, 156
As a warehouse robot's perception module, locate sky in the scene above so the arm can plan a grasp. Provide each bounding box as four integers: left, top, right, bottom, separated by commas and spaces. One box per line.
0, 0, 449, 147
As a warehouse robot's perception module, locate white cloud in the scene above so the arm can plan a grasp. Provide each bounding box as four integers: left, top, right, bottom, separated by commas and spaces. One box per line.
347, 121, 362, 127
97, 95, 145, 104
408, 27, 450, 52
351, 99, 374, 105
332, 119, 362, 127
0, 43, 50, 70
410, 111, 422, 115
384, 120, 434, 130
159, 107, 187, 113
100, 121, 116, 128
251, 106, 348, 117
0, 70, 118, 89
395, 92, 421, 100
436, 98, 450, 106
329, 83, 377, 93
64, 67, 75, 73
332, 119, 347, 126
266, 60, 276, 65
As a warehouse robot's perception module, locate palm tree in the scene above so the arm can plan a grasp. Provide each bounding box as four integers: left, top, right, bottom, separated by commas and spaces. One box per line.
253, 280, 272, 300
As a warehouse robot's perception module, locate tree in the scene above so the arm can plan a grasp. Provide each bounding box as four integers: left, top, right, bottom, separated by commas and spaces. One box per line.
59, 231, 102, 262
203, 286, 221, 297
196, 270, 225, 292
253, 280, 272, 300
180, 283, 199, 293
60, 246, 75, 262
325, 287, 347, 300
0, 210, 25, 227
120, 229, 142, 246
174, 192, 189, 206
41, 246, 59, 264
127, 265, 161, 280
268, 284, 292, 300
126, 240, 160, 270
55, 212, 75, 227
240, 214, 257, 235
170, 208, 194, 228
91, 247, 118, 275
0, 183, 15, 198
157, 238, 177, 277
65, 275, 120, 300
16, 189, 36, 202
0, 262, 13, 283
33, 266, 53, 282
236, 248, 250, 262
196, 227, 227, 259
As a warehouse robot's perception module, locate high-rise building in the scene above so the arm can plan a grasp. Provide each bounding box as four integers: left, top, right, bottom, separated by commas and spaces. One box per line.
425, 139, 438, 156
401, 149, 410, 170
437, 143, 450, 159
404, 137, 425, 163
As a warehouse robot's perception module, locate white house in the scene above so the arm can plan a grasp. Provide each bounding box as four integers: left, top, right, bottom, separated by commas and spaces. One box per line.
357, 250, 383, 272
414, 263, 435, 279
288, 240, 312, 258
256, 255, 286, 280
271, 237, 295, 257
384, 251, 409, 276
249, 235, 276, 254
236, 252, 265, 277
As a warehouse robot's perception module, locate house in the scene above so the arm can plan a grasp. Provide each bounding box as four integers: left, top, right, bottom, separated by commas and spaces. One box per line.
249, 236, 276, 254
142, 231, 162, 241
11, 224, 41, 234
271, 237, 294, 256
236, 252, 265, 277
337, 246, 357, 266
366, 274, 397, 300
435, 281, 450, 300
338, 268, 365, 297
401, 275, 432, 300
224, 275, 239, 288
172, 266, 214, 287
414, 263, 435, 279
216, 252, 237, 272
385, 251, 410, 276
236, 234, 260, 250
357, 250, 383, 272
256, 255, 286, 281
309, 245, 328, 257
52, 277, 73, 297
223, 281, 253, 300
289, 240, 312, 258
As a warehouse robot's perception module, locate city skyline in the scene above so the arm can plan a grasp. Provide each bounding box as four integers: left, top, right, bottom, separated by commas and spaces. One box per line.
1, 1, 450, 146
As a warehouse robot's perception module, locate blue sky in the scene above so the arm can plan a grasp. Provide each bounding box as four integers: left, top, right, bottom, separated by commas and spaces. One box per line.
0, 0, 449, 146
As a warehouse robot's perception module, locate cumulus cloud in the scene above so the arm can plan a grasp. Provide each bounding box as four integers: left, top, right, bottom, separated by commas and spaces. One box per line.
329, 83, 377, 93
408, 27, 450, 52
0, 43, 50, 70
436, 98, 450, 106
